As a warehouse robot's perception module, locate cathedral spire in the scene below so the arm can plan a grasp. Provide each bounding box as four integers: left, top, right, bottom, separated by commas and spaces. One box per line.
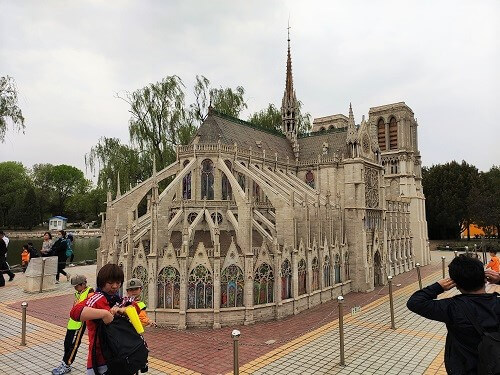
281, 23, 298, 144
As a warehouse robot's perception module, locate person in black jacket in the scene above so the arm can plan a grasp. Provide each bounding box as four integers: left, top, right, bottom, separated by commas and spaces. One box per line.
407, 255, 500, 374
52, 230, 70, 283
0, 238, 7, 287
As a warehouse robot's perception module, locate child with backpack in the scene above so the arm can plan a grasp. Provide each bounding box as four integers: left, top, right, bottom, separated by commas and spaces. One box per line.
70, 264, 147, 375
125, 278, 157, 328
52, 275, 94, 375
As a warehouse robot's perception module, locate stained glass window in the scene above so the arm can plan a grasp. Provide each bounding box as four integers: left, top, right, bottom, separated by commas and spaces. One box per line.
132, 265, 148, 302
222, 160, 232, 200
188, 265, 213, 309
157, 266, 180, 309
334, 254, 341, 284
182, 160, 191, 199
281, 259, 292, 300
254, 263, 274, 305
323, 255, 332, 287
221, 265, 244, 308
298, 259, 307, 295
201, 159, 214, 200
311, 257, 319, 291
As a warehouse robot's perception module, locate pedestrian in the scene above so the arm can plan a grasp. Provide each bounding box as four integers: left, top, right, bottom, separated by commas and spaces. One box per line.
66, 233, 75, 266
51, 275, 94, 375
0, 231, 15, 282
41, 231, 53, 256
70, 263, 141, 375
407, 254, 500, 374
21, 245, 30, 272
52, 230, 70, 283
0, 237, 7, 287
486, 249, 500, 272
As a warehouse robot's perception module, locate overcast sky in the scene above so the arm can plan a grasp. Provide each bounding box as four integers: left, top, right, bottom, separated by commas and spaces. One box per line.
1, 0, 498, 178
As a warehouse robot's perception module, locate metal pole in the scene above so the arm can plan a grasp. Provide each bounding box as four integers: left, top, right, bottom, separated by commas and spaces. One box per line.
416, 263, 422, 290
441, 256, 446, 279
454, 250, 458, 258
232, 329, 240, 375
21, 302, 28, 346
387, 276, 396, 330
39, 258, 46, 293
465, 246, 469, 255
338, 296, 345, 366
474, 244, 478, 259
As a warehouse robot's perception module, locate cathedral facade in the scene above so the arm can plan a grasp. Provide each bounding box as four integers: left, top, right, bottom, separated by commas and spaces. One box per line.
98, 41, 430, 328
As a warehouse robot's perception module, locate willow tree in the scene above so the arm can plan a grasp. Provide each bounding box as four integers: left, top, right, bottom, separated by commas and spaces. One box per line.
0, 76, 25, 142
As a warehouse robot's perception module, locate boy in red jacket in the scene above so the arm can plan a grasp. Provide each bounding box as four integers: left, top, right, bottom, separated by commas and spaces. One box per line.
70, 264, 140, 375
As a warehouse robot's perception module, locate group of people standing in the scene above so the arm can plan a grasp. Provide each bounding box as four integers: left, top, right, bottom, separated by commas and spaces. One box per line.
0, 229, 75, 286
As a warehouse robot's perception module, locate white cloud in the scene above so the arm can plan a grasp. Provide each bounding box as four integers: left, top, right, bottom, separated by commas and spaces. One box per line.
0, 0, 498, 175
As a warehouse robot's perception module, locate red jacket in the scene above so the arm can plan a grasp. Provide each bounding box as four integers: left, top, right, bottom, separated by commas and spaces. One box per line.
70, 292, 140, 370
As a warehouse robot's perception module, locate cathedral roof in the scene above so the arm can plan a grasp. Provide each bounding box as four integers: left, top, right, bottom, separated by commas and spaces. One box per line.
297, 129, 348, 161
193, 110, 296, 160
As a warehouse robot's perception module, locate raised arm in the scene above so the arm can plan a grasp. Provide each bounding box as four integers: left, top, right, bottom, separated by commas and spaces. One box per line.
407, 279, 455, 323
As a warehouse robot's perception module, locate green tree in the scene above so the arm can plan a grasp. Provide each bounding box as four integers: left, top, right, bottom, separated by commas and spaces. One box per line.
248, 100, 311, 135
468, 166, 500, 238
66, 187, 106, 222
0, 76, 25, 142
32, 163, 56, 223
422, 161, 479, 240
50, 164, 88, 213
0, 161, 29, 226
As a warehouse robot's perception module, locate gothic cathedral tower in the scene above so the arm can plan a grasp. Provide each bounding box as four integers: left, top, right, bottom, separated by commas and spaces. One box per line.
281, 28, 300, 160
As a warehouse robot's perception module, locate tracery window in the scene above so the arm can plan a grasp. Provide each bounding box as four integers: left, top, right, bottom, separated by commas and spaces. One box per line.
221, 265, 244, 308
201, 159, 214, 200
254, 263, 274, 305
323, 255, 332, 287
334, 254, 341, 284
188, 265, 213, 309
311, 257, 320, 291
281, 259, 292, 299
132, 265, 148, 302
182, 160, 191, 199
222, 160, 232, 200
305, 171, 315, 188
298, 259, 307, 295
210, 212, 223, 225
344, 252, 350, 280
253, 182, 261, 203
157, 266, 180, 309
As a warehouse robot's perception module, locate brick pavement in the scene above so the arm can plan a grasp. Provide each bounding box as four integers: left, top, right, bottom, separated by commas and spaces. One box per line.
0, 251, 472, 374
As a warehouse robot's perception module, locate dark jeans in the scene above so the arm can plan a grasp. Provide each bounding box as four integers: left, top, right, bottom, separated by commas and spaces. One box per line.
63, 324, 86, 365
0, 259, 10, 286
56, 269, 67, 281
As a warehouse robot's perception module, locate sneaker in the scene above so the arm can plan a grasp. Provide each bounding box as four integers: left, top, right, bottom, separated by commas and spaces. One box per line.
52, 362, 71, 375
55, 280, 60, 284
8, 274, 15, 282
69, 263, 75, 267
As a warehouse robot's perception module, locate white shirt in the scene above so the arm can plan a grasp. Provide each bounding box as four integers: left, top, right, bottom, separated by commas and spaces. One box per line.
2, 236, 8, 247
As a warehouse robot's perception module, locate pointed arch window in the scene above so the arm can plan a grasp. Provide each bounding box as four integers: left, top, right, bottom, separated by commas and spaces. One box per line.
182, 160, 191, 199
188, 265, 213, 309
305, 171, 315, 188
253, 182, 261, 202
389, 117, 398, 150
281, 259, 292, 299
377, 118, 386, 151
132, 265, 148, 303
254, 263, 274, 305
157, 266, 180, 309
221, 265, 244, 308
311, 257, 320, 291
222, 160, 233, 200
334, 254, 341, 284
298, 259, 307, 295
201, 159, 214, 200
323, 255, 332, 287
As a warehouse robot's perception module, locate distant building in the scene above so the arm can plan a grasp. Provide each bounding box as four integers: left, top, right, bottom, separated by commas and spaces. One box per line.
49, 216, 67, 231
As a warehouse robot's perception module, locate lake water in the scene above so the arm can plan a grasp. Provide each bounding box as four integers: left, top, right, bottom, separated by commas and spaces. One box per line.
5, 236, 100, 267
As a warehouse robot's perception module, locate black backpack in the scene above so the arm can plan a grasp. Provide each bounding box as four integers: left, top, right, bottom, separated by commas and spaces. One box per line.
92, 316, 149, 375
461, 299, 500, 375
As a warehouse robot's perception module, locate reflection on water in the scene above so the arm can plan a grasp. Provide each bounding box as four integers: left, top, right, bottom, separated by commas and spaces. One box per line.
6, 237, 100, 267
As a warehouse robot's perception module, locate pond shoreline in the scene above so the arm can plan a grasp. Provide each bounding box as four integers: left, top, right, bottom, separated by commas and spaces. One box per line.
5, 229, 101, 239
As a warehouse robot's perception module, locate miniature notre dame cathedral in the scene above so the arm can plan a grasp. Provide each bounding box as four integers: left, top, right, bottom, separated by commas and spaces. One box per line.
98, 35, 430, 328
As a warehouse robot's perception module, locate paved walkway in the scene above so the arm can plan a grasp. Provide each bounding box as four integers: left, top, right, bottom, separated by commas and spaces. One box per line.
0, 251, 481, 374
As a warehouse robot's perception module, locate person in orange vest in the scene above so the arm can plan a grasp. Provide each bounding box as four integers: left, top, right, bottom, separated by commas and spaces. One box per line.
21, 244, 30, 273
486, 249, 500, 272
52, 275, 94, 375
